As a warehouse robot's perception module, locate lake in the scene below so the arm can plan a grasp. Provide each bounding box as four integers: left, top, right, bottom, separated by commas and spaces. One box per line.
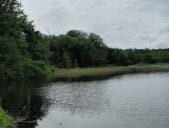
0, 72, 169, 128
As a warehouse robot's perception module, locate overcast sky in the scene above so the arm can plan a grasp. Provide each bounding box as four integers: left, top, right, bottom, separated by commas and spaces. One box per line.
20, 0, 169, 49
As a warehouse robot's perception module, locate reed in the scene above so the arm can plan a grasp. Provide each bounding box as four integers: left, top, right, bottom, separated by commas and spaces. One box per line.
49, 64, 169, 81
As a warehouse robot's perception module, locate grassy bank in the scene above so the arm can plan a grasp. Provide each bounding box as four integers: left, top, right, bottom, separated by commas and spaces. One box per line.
0, 107, 16, 128
49, 64, 169, 81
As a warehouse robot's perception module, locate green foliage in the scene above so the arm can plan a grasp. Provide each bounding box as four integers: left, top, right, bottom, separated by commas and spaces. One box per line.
0, 106, 16, 128
0, 0, 50, 80
0, 37, 23, 79
44, 65, 58, 73
23, 60, 47, 79
73, 59, 78, 68
0, 0, 169, 80
67, 30, 88, 38
107, 48, 128, 65
60, 50, 72, 68
107, 48, 169, 65
88, 33, 107, 48
49, 31, 108, 68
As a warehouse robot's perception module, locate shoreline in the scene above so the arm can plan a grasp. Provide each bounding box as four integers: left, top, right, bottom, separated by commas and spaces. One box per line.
48, 64, 169, 82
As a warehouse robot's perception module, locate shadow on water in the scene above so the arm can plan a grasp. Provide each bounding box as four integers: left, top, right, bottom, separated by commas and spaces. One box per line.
0, 80, 50, 128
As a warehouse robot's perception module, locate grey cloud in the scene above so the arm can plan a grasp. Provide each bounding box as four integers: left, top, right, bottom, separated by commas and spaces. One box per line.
115, 26, 124, 31
160, 27, 169, 34
20, 0, 169, 49
155, 42, 169, 49
139, 36, 156, 42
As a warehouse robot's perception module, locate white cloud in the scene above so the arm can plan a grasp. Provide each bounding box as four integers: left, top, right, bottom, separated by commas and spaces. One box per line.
20, 0, 169, 49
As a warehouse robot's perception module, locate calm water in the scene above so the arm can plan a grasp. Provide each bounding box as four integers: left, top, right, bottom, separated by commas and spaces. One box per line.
0, 73, 169, 128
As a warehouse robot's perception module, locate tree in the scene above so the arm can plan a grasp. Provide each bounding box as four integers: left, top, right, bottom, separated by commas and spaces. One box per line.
125, 49, 136, 65
0, 36, 23, 79
60, 50, 72, 68
142, 54, 155, 64
0, 0, 50, 79
88, 33, 107, 48
0, 0, 26, 38
107, 48, 127, 65
67, 30, 88, 38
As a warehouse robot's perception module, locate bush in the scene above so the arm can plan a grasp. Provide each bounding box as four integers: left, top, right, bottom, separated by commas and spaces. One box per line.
32, 60, 46, 70
0, 106, 16, 128
0, 36, 23, 80
23, 62, 46, 79
44, 65, 58, 73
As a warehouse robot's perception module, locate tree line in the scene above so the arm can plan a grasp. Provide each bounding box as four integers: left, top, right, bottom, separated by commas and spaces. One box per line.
0, 0, 169, 80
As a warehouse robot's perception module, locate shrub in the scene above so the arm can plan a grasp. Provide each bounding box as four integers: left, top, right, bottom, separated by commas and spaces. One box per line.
23, 62, 46, 79
0, 107, 16, 128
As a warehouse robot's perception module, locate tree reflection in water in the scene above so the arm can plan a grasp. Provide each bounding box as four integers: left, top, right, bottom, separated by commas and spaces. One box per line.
0, 80, 49, 128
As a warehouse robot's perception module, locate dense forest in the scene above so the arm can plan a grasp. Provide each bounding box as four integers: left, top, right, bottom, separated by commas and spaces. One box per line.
0, 0, 169, 80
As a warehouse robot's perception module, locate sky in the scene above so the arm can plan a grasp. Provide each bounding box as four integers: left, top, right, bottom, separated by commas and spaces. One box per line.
20, 0, 169, 49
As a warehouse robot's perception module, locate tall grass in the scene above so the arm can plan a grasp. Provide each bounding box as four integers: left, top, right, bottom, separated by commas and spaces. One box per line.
50, 65, 169, 81
0, 103, 16, 128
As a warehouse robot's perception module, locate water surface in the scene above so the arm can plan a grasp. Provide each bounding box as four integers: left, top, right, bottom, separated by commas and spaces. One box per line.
1, 73, 169, 128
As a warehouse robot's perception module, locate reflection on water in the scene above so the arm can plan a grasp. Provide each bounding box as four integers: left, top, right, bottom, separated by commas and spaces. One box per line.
38, 81, 109, 117
1, 73, 169, 128
0, 81, 46, 128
